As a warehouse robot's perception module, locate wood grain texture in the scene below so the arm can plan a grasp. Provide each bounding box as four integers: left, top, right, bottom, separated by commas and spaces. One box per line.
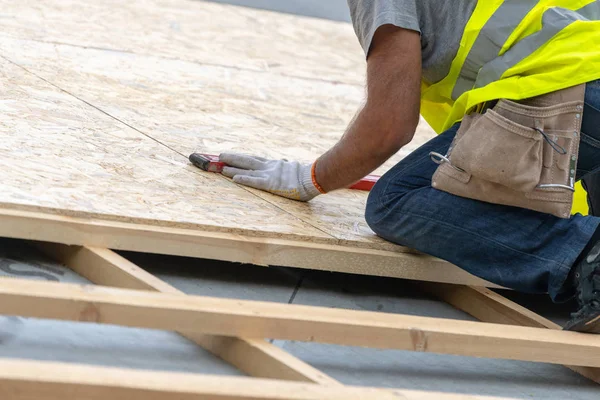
0, 36, 435, 247
0, 36, 439, 251
0, 358, 521, 400
419, 284, 551, 328
0, 58, 333, 241
0, 278, 597, 367
36, 242, 339, 384
0, 0, 437, 248
419, 282, 600, 384
0, 208, 495, 287
0, 37, 435, 176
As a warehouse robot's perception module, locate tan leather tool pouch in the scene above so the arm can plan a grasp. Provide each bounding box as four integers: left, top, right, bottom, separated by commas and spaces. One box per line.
431, 84, 585, 218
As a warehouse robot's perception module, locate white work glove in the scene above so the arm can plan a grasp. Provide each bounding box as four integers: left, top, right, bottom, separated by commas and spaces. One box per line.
220, 153, 323, 201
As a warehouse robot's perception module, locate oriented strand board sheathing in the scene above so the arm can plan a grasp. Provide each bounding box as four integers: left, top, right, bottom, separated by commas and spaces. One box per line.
0, 38, 435, 175
2, 56, 420, 253
0, 1, 445, 257
0, 58, 331, 242
0, 38, 435, 247
0, 0, 366, 85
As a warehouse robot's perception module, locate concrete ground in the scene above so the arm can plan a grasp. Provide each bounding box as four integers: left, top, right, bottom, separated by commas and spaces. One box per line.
0, 238, 597, 399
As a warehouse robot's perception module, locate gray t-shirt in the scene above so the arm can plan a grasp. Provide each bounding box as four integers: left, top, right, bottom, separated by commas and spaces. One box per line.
347, 0, 476, 84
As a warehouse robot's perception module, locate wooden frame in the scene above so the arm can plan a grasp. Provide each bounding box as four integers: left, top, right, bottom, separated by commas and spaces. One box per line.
4, 0, 595, 394
2, 276, 600, 368
0, 240, 594, 397
418, 282, 600, 383
0, 208, 495, 287
36, 243, 338, 384
0, 358, 520, 400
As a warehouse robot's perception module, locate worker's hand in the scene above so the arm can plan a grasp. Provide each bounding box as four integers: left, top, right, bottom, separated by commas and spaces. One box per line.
220, 153, 322, 201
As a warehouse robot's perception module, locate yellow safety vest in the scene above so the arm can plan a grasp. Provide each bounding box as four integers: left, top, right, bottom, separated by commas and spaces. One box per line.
420, 0, 600, 214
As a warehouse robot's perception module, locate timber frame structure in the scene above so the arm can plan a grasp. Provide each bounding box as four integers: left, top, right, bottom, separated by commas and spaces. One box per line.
0, 237, 596, 398
2, 0, 600, 396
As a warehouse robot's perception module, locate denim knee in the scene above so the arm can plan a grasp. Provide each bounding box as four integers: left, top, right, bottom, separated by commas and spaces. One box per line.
365, 176, 393, 234
365, 127, 458, 236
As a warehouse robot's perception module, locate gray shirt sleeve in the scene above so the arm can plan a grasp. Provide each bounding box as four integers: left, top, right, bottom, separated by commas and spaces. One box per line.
347, 0, 421, 57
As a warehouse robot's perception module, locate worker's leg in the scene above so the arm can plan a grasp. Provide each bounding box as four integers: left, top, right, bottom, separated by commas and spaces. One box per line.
365, 83, 600, 300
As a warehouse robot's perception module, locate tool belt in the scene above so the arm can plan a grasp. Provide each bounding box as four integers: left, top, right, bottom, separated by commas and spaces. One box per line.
431, 84, 585, 219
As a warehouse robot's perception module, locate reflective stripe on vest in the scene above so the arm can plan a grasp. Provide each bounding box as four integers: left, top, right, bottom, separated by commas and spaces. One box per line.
452, 0, 539, 100
474, 3, 600, 90
420, 0, 600, 215
422, 0, 600, 134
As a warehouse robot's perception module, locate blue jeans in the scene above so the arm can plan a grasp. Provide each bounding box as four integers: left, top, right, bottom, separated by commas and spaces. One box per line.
366, 80, 600, 300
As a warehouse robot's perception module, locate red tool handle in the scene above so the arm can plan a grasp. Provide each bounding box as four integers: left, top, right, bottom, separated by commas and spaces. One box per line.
349, 175, 379, 191
198, 154, 227, 173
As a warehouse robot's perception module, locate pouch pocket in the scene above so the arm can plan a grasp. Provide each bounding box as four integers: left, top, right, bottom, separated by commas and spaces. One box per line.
449, 109, 543, 192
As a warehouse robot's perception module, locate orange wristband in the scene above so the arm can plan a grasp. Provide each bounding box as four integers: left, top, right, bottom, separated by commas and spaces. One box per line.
311, 161, 327, 194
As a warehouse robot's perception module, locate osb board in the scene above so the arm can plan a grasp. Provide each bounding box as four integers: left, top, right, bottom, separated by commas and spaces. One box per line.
0, 0, 442, 256
0, 37, 435, 246
0, 38, 435, 175
2, 55, 423, 253
0, 0, 366, 85
0, 57, 339, 243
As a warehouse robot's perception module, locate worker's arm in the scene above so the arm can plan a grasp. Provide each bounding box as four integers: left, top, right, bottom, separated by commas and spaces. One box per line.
221, 26, 422, 200
315, 25, 421, 191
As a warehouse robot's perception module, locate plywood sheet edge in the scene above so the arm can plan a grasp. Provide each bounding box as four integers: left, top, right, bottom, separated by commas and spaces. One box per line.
0, 207, 497, 288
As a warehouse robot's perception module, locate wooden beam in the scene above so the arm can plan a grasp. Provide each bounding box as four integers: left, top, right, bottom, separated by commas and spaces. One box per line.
419, 282, 600, 384
419, 283, 552, 327
0, 208, 495, 287
35, 242, 337, 385
0, 358, 520, 400
0, 278, 598, 367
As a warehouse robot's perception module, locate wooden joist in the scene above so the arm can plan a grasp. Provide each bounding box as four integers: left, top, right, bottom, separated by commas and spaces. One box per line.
0, 277, 598, 367
0, 208, 495, 287
420, 283, 553, 328
0, 358, 522, 400
36, 242, 337, 385
419, 282, 600, 384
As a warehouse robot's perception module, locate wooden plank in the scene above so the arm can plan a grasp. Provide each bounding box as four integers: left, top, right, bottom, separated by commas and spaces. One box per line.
419, 282, 600, 384
419, 284, 551, 328
0, 277, 597, 367
36, 243, 179, 293
0, 1, 428, 267
0, 36, 435, 181
36, 242, 338, 385
0, 29, 435, 247
0, 56, 334, 242
0, 36, 431, 251
2, 41, 437, 257
0, 208, 495, 287
0, 358, 520, 400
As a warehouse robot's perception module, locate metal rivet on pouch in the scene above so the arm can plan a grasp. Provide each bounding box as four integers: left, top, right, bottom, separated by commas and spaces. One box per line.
572, 156, 577, 161
576, 114, 581, 119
